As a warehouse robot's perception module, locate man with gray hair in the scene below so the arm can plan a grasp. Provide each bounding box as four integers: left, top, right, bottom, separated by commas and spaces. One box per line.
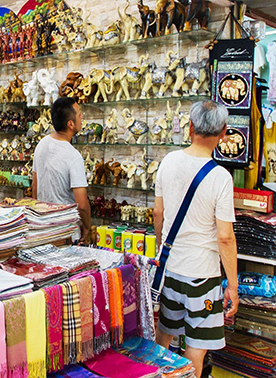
154, 100, 238, 377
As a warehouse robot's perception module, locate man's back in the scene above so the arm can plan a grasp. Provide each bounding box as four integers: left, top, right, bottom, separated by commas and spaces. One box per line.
33, 135, 87, 204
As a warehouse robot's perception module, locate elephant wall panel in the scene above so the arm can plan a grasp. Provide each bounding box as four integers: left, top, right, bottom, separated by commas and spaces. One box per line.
213, 115, 250, 166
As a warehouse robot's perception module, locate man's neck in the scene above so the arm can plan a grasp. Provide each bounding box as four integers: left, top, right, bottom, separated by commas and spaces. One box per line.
50, 131, 72, 143
185, 135, 220, 158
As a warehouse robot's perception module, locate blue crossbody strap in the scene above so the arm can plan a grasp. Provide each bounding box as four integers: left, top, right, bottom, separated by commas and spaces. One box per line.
152, 159, 217, 292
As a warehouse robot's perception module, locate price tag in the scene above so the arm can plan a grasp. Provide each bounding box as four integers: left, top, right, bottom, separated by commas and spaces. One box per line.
173, 116, 180, 133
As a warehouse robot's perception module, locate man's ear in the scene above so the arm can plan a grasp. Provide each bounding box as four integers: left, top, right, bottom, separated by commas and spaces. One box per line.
219, 124, 227, 140
67, 120, 74, 130
189, 120, 194, 137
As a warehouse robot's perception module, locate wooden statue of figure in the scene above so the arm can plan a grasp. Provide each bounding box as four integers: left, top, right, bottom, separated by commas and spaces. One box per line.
35, 20, 44, 56
25, 24, 34, 59
10, 28, 18, 61
18, 25, 26, 60
2, 29, 11, 63
0, 29, 3, 63
44, 19, 56, 55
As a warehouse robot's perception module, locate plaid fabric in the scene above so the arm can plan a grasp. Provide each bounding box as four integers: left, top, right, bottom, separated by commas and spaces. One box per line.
61, 281, 83, 365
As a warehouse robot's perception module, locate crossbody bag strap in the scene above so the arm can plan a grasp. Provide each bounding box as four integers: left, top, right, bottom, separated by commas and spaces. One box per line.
152, 159, 217, 292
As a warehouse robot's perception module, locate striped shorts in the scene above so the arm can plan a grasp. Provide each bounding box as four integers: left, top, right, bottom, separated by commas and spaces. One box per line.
157, 270, 225, 350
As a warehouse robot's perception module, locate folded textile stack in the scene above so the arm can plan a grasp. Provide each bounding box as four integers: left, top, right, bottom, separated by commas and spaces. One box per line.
0, 256, 68, 288
17, 244, 100, 276
14, 198, 80, 248
0, 206, 28, 252
234, 210, 276, 259
0, 269, 33, 300
210, 330, 276, 378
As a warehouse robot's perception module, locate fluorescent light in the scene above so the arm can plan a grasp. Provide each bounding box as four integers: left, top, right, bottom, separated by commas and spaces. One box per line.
266, 30, 276, 35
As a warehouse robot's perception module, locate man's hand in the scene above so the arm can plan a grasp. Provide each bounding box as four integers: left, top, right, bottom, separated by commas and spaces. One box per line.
80, 224, 90, 242
223, 285, 239, 318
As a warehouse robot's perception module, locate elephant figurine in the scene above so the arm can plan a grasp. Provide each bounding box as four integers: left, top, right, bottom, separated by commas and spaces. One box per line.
118, 0, 142, 42
84, 152, 96, 185
120, 159, 148, 190
37, 68, 59, 106
101, 109, 119, 144
179, 111, 191, 145
135, 206, 148, 223
121, 204, 135, 221
78, 122, 103, 144
93, 158, 112, 185
182, 58, 210, 96
121, 108, 149, 144
184, 0, 212, 31
150, 116, 167, 144
155, 0, 188, 36
59, 72, 84, 97
78, 68, 112, 103
106, 158, 126, 186
103, 21, 121, 45
137, 0, 158, 38
23, 70, 44, 107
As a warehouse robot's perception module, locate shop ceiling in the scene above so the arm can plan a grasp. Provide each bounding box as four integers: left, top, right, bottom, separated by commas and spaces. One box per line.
239, 0, 276, 28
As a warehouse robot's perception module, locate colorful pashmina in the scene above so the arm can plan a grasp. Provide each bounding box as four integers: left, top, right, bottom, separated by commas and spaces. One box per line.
43, 285, 64, 373
23, 291, 46, 378
83, 348, 159, 378
114, 336, 194, 377
118, 265, 137, 340
47, 364, 106, 377
90, 272, 110, 354
124, 253, 155, 341
61, 281, 82, 365
75, 277, 94, 361
3, 296, 28, 378
0, 301, 7, 378
106, 269, 124, 346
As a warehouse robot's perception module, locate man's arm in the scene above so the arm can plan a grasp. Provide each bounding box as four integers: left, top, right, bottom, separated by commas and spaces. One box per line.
73, 187, 91, 241
32, 171, 37, 199
216, 218, 239, 318
153, 196, 164, 249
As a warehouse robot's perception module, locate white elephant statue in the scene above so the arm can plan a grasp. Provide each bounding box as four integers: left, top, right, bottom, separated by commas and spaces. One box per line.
37, 68, 59, 106
23, 70, 44, 107
120, 159, 148, 190
117, 0, 142, 42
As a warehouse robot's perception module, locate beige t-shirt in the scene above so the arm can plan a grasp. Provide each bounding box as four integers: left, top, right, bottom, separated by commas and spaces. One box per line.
155, 150, 235, 278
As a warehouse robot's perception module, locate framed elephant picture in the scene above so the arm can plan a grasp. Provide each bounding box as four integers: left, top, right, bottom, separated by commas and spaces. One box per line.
215, 61, 253, 110
213, 115, 250, 167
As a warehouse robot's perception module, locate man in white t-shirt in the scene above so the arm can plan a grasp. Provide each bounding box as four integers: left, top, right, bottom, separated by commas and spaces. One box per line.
154, 100, 238, 378
32, 97, 91, 241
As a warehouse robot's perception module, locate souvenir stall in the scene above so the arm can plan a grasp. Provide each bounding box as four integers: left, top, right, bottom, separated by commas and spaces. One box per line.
0, 0, 275, 377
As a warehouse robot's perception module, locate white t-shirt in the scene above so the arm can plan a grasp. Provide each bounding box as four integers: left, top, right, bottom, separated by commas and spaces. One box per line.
155, 150, 235, 278
33, 135, 88, 204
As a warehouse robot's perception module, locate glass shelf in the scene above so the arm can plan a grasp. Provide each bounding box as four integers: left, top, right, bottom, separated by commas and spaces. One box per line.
0, 29, 216, 71
90, 183, 155, 193
0, 130, 26, 135
82, 94, 209, 110
73, 141, 189, 147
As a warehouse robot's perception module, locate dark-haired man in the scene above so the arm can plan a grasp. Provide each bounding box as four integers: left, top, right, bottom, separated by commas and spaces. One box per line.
32, 97, 91, 241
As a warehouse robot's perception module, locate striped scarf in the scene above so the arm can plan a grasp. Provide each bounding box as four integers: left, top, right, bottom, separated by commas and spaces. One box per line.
106, 269, 124, 346
61, 281, 83, 365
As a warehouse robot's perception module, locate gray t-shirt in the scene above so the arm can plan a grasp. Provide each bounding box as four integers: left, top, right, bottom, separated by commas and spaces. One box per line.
33, 135, 88, 204
155, 149, 235, 278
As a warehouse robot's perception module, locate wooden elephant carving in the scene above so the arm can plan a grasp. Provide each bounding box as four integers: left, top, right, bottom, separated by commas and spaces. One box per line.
184, 0, 212, 31
155, 0, 188, 36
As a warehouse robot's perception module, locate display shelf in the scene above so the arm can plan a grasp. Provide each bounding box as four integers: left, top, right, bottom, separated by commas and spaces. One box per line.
0, 102, 27, 110
72, 141, 189, 147
91, 214, 153, 228
82, 94, 209, 111
90, 183, 155, 192
0, 130, 26, 135
237, 253, 276, 266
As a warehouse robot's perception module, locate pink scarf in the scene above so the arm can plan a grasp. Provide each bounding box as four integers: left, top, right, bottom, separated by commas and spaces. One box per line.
42, 285, 64, 373
3, 297, 28, 378
0, 302, 7, 378
90, 272, 110, 354
75, 276, 94, 361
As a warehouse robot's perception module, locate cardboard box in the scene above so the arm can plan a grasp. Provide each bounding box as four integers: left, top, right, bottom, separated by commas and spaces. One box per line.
234, 187, 274, 213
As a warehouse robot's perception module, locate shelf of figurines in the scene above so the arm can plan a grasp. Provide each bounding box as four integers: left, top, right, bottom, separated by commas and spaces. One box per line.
0, 28, 215, 74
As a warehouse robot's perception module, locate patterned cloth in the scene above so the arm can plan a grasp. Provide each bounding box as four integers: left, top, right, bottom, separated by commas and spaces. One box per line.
91, 272, 110, 355
23, 291, 46, 378
42, 285, 64, 373
0, 301, 7, 378
83, 348, 159, 378
118, 265, 137, 340
61, 282, 82, 365
106, 269, 124, 346
75, 277, 94, 361
124, 253, 155, 341
3, 296, 28, 378
114, 337, 195, 377
47, 364, 106, 377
